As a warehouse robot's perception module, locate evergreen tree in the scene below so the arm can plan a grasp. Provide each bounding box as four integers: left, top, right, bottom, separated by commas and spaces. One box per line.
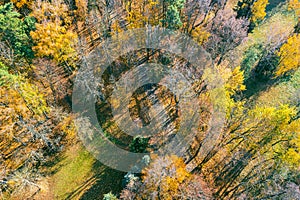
0, 3, 35, 60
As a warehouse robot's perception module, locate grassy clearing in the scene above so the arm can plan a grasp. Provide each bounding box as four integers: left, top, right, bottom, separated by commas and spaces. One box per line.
52, 144, 95, 199
45, 143, 125, 200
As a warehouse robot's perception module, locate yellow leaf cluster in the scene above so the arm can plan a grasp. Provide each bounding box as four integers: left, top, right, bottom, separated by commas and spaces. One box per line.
191, 26, 211, 45
11, 0, 33, 9
275, 34, 300, 76
283, 148, 300, 168
0, 81, 48, 155
126, 0, 160, 29
249, 104, 296, 127
225, 66, 246, 96
74, 0, 88, 20
30, 0, 77, 65
217, 66, 246, 117
31, 22, 77, 64
251, 0, 268, 23
0, 88, 29, 122
145, 0, 160, 26
141, 155, 190, 199
16, 81, 50, 117
111, 20, 123, 35
31, 0, 71, 25
126, 1, 146, 29
227, 104, 300, 167
276, 119, 300, 168
288, 0, 300, 16
0, 65, 49, 119
56, 115, 77, 140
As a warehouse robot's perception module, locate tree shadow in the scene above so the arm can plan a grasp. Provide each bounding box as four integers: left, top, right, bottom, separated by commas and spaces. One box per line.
64, 160, 126, 200
41, 151, 67, 176
242, 52, 282, 101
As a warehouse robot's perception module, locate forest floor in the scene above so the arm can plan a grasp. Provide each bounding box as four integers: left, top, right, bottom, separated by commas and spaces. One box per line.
36, 143, 125, 200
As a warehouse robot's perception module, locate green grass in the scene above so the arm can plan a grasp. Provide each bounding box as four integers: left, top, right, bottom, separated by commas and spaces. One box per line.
48, 143, 125, 200
53, 144, 96, 199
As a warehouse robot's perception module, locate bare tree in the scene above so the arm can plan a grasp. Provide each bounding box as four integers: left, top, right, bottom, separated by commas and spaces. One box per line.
204, 9, 249, 65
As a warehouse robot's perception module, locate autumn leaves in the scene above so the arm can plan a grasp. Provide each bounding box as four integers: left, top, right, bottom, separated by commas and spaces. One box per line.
30, 0, 78, 68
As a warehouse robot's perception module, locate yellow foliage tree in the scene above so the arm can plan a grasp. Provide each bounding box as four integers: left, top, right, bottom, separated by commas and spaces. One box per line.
191, 26, 211, 45
10, 0, 33, 9
141, 155, 190, 200
0, 63, 49, 118
120, 155, 212, 199
251, 0, 268, 24
55, 115, 77, 141
288, 0, 300, 16
217, 65, 246, 118
228, 104, 299, 167
111, 20, 123, 34
30, 0, 77, 67
278, 119, 300, 169
224, 66, 246, 96
125, 0, 160, 29
275, 33, 300, 76
247, 105, 300, 169
0, 62, 49, 182
74, 0, 88, 20
0, 61, 78, 198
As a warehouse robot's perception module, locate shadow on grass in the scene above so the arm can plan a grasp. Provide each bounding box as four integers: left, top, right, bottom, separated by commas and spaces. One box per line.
80, 163, 125, 200
63, 160, 126, 200
41, 149, 68, 177
48, 143, 125, 199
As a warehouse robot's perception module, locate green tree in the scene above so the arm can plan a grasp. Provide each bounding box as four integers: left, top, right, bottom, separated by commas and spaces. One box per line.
129, 136, 150, 153
0, 3, 35, 61
163, 0, 185, 29
240, 44, 263, 79
165, 5, 182, 29
103, 192, 118, 200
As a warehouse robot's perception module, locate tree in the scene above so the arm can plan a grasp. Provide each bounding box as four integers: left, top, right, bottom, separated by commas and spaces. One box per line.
129, 136, 150, 153
240, 44, 264, 79
204, 9, 249, 65
191, 26, 211, 45
0, 0, 299, 199
74, 0, 88, 21
234, 0, 254, 19
120, 155, 212, 199
163, 0, 185, 29
275, 33, 300, 76
125, 0, 186, 29
251, 0, 268, 24
0, 3, 35, 64
125, 0, 148, 29
0, 62, 76, 198
30, 0, 77, 69
289, 0, 300, 12
164, 5, 182, 29
10, 0, 33, 10
206, 104, 300, 199
288, 0, 300, 33
234, 0, 269, 31
103, 192, 118, 200
125, 0, 160, 29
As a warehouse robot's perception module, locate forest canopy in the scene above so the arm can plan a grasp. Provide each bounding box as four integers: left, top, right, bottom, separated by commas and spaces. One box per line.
0, 0, 299, 199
